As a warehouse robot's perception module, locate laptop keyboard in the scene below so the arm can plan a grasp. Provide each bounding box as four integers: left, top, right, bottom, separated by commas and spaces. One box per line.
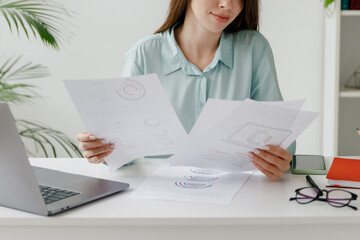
39, 185, 80, 205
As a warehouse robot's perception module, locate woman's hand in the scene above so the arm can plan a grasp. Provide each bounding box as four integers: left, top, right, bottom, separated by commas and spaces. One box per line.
248, 145, 292, 180
77, 131, 114, 164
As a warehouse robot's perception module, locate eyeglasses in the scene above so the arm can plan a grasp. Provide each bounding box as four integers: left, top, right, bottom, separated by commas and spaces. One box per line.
289, 175, 358, 211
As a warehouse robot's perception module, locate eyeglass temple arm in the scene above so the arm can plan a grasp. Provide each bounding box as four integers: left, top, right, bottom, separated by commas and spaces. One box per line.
316, 197, 358, 210
306, 175, 323, 196
347, 204, 358, 211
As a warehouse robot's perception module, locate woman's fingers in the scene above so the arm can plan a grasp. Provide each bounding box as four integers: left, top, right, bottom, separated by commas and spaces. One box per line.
250, 157, 278, 180
82, 144, 114, 159
254, 148, 291, 172
76, 131, 96, 142
87, 151, 113, 164
77, 132, 111, 151
248, 145, 292, 180
263, 145, 293, 163
76, 131, 115, 164
249, 152, 284, 179
79, 139, 112, 151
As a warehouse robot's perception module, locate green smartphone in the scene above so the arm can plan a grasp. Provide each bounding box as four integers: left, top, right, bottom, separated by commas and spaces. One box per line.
291, 154, 327, 175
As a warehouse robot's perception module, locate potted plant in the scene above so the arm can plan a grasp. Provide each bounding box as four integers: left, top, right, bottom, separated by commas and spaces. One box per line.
0, 0, 82, 157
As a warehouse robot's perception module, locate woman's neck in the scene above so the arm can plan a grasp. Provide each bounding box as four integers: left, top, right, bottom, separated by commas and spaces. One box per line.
174, 14, 221, 72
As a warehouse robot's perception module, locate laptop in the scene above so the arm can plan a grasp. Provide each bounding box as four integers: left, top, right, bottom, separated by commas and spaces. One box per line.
0, 102, 129, 216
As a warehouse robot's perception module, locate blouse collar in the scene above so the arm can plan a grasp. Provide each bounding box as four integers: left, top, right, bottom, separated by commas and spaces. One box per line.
161, 24, 234, 76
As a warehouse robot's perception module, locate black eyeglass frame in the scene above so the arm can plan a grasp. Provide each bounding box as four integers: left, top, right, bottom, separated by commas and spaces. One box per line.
289, 175, 358, 211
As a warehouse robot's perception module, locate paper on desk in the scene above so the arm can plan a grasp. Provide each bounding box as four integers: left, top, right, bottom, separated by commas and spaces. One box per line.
169, 100, 303, 172
63, 74, 187, 170
129, 164, 252, 204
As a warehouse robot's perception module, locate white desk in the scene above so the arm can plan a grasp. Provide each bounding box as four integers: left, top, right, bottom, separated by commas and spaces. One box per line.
1, 157, 360, 240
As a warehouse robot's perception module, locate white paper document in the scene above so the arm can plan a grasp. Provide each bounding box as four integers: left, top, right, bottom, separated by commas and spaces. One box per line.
129, 164, 252, 204
245, 99, 318, 148
189, 99, 306, 139
169, 99, 318, 172
63, 74, 187, 170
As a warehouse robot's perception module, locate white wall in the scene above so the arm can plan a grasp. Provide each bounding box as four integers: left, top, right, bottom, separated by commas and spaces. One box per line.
260, 0, 324, 154
0, 0, 325, 157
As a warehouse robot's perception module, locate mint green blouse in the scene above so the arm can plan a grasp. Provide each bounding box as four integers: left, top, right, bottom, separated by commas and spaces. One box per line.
121, 26, 296, 155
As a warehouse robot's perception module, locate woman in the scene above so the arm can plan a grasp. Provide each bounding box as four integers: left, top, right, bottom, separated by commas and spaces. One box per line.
77, 0, 295, 180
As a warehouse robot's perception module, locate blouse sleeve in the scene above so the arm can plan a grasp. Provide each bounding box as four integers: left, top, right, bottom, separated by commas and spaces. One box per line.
250, 34, 282, 101
120, 50, 144, 77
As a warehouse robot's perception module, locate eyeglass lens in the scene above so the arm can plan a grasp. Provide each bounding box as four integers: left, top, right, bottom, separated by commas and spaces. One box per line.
296, 187, 319, 204
327, 190, 353, 207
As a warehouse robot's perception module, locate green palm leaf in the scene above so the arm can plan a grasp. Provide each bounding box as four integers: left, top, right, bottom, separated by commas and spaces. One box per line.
0, 0, 73, 49
0, 55, 48, 103
16, 119, 83, 158
324, 0, 335, 8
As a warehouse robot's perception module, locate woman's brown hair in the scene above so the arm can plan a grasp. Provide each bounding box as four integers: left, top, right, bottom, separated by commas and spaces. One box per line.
154, 0, 259, 34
